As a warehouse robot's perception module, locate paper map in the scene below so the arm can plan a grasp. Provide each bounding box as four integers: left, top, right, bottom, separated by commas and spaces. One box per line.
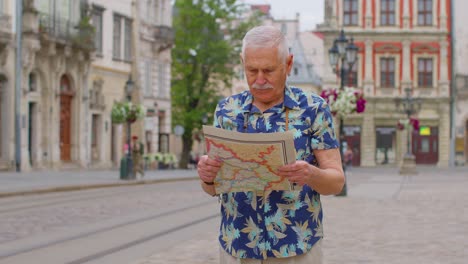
203, 126, 297, 194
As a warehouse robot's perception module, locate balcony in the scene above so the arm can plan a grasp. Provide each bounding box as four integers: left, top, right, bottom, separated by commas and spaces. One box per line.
38, 13, 95, 51
152, 25, 174, 52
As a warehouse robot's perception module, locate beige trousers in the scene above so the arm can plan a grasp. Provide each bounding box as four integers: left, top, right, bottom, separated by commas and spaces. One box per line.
219, 240, 323, 264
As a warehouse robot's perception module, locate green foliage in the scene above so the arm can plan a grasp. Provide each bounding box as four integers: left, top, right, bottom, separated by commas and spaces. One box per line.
171, 0, 261, 167
111, 102, 146, 124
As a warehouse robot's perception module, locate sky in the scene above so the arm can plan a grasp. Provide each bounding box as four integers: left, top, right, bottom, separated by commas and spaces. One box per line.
240, 0, 324, 31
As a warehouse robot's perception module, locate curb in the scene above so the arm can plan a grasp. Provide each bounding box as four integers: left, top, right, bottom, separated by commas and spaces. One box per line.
0, 176, 199, 198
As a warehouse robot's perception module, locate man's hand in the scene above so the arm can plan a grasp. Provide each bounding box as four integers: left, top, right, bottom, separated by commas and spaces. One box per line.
277, 160, 314, 186
197, 155, 222, 184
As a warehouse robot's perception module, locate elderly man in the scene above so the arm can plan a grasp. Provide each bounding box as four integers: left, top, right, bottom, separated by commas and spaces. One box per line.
197, 25, 344, 263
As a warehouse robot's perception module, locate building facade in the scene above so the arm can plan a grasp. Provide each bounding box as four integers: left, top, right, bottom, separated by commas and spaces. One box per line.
230, 5, 322, 96
454, 0, 468, 165
319, 0, 452, 167
0, 0, 173, 171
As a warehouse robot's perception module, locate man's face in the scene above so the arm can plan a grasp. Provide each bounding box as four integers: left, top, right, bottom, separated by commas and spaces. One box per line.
242, 46, 293, 110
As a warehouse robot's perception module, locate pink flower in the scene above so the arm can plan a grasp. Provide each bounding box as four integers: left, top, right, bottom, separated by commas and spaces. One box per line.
320, 87, 367, 116
410, 118, 419, 130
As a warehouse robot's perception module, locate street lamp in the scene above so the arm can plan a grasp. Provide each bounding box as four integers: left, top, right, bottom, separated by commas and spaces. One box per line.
328, 29, 358, 196
395, 87, 422, 174
125, 75, 135, 179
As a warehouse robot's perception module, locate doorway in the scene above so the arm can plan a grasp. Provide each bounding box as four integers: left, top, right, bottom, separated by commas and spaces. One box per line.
59, 75, 73, 162
343, 126, 361, 166
375, 127, 397, 165
412, 126, 439, 164
28, 102, 38, 167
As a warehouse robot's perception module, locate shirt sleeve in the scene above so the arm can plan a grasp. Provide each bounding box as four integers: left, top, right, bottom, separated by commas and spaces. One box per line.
311, 100, 340, 150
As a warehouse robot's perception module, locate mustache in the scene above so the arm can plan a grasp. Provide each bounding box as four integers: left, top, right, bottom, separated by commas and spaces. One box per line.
252, 83, 274, 90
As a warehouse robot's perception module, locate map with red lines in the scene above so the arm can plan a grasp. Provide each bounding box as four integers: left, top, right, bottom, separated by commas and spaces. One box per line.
203, 126, 296, 194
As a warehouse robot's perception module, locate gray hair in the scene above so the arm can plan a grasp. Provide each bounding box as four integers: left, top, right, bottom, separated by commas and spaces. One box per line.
241, 26, 289, 63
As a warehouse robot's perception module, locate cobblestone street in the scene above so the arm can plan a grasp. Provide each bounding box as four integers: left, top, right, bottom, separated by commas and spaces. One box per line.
133, 167, 468, 264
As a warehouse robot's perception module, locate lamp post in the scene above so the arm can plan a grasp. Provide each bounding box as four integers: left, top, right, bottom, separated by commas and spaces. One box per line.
395, 87, 422, 175
328, 30, 358, 196
125, 75, 135, 179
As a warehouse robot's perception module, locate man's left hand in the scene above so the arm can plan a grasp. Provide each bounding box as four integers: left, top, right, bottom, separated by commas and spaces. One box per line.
277, 161, 314, 186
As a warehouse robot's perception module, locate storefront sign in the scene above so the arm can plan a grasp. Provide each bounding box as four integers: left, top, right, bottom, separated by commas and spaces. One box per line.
419, 126, 431, 136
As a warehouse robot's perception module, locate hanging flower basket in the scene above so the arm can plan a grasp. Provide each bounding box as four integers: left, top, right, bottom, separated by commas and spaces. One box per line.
111, 102, 145, 124
320, 87, 366, 118
397, 117, 419, 131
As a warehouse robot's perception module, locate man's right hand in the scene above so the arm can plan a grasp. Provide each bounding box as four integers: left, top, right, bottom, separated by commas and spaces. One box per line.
197, 155, 222, 184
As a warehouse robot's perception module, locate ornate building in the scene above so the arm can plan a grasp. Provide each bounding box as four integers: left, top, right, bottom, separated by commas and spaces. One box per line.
0, 0, 173, 171
454, 0, 468, 165
319, 0, 452, 167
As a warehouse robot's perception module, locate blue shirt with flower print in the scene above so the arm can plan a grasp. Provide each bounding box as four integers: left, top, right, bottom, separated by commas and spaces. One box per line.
213, 86, 339, 260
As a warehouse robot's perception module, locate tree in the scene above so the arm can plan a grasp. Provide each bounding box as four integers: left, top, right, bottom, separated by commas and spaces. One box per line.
171, 0, 261, 168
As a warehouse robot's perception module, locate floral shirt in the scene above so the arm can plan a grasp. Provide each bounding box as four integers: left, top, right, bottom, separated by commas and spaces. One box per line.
213, 86, 339, 260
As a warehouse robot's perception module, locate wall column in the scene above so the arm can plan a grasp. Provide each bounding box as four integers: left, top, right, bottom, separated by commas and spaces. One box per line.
361, 109, 376, 167
438, 102, 450, 167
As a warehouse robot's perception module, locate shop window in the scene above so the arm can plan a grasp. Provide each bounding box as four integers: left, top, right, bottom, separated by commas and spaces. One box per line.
375, 127, 396, 164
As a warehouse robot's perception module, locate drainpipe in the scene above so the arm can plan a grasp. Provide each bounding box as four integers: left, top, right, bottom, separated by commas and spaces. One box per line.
14, 0, 23, 171
449, 0, 457, 167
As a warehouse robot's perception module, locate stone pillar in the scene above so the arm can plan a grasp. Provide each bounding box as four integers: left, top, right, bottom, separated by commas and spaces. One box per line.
401, 40, 412, 89
365, 0, 373, 28
439, 40, 450, 96
403, 0, 411, 28
438, 102, 450, 167
440, 0, 447, 29
323, 38, 339, 90
363, 39, 374, 96
361, 110, 376, 167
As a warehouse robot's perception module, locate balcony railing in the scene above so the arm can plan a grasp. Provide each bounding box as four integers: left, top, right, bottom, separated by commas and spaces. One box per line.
153, 25, 174, 51
38, 13, 95, 50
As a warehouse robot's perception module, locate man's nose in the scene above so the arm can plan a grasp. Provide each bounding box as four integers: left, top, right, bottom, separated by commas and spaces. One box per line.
255, 72, 267, 84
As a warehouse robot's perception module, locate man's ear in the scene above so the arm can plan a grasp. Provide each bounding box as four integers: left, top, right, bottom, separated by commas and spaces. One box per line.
286, 54, 294, 74
239, 53, 244, 65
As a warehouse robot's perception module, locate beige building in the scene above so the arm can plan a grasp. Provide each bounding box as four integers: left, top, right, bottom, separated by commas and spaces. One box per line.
454, 0, 468, 165
0, 0, 173, 171
319, 0, 453, 167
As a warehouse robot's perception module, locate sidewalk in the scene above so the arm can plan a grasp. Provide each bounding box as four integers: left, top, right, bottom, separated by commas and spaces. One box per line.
0, 168, 199, 198
132, 165, 468, 264
1, 166, 467, 264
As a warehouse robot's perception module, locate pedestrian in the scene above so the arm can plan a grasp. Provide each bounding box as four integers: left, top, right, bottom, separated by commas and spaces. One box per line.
132, 136, 145, 178
197, 26, 345, 263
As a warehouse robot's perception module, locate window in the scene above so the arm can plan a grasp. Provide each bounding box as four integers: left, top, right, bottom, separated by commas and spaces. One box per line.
28, 73, 37, 92
381, 0, 395, 26
344, 62, 358, 87
92, 6, 104, 54
418, 58, 433, 87
144, 61, 152, 96
380, 58, 395, 87
113, 14, 132, 61
113, 15, 121, 59
158, 62, 169, 98
91, 114, 99, 148
124, 19, 132, 61
375, 127, 396, 165
343, 0, 358, 26
417, 0, 432, 26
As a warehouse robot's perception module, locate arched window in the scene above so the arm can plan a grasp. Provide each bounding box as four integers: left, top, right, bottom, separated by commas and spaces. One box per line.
29, 73, 37, 92
60, 75, 71, 93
